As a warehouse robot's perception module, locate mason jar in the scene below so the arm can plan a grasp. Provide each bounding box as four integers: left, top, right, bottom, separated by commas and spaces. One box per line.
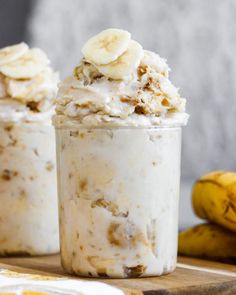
54, 119, 182, 278
0, 121, 59, 255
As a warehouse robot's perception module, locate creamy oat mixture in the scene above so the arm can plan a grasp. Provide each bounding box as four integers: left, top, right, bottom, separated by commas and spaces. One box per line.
54, 29, 188, 277
0, 43, 59, 255
55, 29, 187, 127
57, 127, 181, 277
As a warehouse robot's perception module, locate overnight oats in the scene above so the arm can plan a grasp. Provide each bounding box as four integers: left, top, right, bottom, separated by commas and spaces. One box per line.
54, 29, 188, 277
0, 43, 59, 255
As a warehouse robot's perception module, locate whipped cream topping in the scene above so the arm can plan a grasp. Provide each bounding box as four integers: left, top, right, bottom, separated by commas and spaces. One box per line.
55, 29, 188, 127
0, 43, 59, 123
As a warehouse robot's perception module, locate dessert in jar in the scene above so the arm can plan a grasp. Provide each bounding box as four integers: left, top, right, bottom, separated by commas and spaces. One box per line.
54, 29, 189, 277
0, 43, 59, 255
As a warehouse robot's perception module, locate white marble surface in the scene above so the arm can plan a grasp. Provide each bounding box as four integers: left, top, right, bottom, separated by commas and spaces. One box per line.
27, 0, 236, 228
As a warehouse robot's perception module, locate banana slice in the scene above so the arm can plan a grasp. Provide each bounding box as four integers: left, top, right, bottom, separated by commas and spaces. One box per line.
97, 40, 143, 80
0, 48, 49, 79
0, 42, 28, 66
6, 68, 58, 102
82, 28, 131, 65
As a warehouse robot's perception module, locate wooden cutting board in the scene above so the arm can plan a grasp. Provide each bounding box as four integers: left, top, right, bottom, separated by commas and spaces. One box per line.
0, 255, 235, 294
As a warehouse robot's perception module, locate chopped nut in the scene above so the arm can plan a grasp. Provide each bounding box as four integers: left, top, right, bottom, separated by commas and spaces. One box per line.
137, 65, 149, 78
143, 82, 151, 91
79, 178, 88, 191
168, 107, 177, 113
120, 96, 140, 106
107, 223, 127, 247
124, 264, 147, 278
4, 125, 13, 132
46, 161, 54, 171
135, 105, 149, 115
91, 198, 128, 217
26, 101, 40, 112
74, 62, 103, 84
45, 161, 54, 171
1, 169, 18, 181
161, 97, 170, 106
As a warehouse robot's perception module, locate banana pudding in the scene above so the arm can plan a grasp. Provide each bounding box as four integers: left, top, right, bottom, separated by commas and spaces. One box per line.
0, 43, 59, 255
54, 29, 188, 277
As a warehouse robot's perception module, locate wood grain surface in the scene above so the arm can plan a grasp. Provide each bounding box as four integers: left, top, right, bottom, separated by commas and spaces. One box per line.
0, 255, 235, 294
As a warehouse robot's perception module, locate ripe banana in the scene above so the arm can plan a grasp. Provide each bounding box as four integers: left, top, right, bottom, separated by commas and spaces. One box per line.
192, 171, 236, 232
82, 28, 143, 80
82, 28, 131, 65
178, 223, 236, 262
0, 43, 28, 66
97, 40, 143, 80
0, 48, 49, 79
6, 68, 58, 102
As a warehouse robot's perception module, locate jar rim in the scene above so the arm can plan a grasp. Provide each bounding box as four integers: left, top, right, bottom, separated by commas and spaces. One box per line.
53, 114, 188, 130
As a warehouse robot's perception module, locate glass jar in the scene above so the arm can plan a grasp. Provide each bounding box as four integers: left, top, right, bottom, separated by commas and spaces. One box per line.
0, 121, 59, 255
55, 125, 182, 278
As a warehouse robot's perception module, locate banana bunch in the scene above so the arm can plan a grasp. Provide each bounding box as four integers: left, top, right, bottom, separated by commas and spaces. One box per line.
178, 171, 236, 262
178, 223, 236, 262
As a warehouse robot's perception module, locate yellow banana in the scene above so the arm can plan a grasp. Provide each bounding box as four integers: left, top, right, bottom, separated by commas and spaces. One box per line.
178, 223, 236, 262
192, 171, 236, 232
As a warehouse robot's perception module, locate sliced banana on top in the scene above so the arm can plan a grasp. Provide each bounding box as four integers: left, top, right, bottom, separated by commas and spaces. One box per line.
0, 42, 29, 66
0, 48, 49, 79
6, 68, 57, 102
82, 28, 131, 65
97, 40, 143, 80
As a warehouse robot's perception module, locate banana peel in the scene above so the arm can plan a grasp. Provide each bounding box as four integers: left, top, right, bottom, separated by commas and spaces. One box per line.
192, 171, 236, 232
178, 223, 236, 263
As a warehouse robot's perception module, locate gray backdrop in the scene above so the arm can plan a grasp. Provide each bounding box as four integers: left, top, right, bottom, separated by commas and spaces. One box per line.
0, 0, 31, 47
20, 0, 236, 227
